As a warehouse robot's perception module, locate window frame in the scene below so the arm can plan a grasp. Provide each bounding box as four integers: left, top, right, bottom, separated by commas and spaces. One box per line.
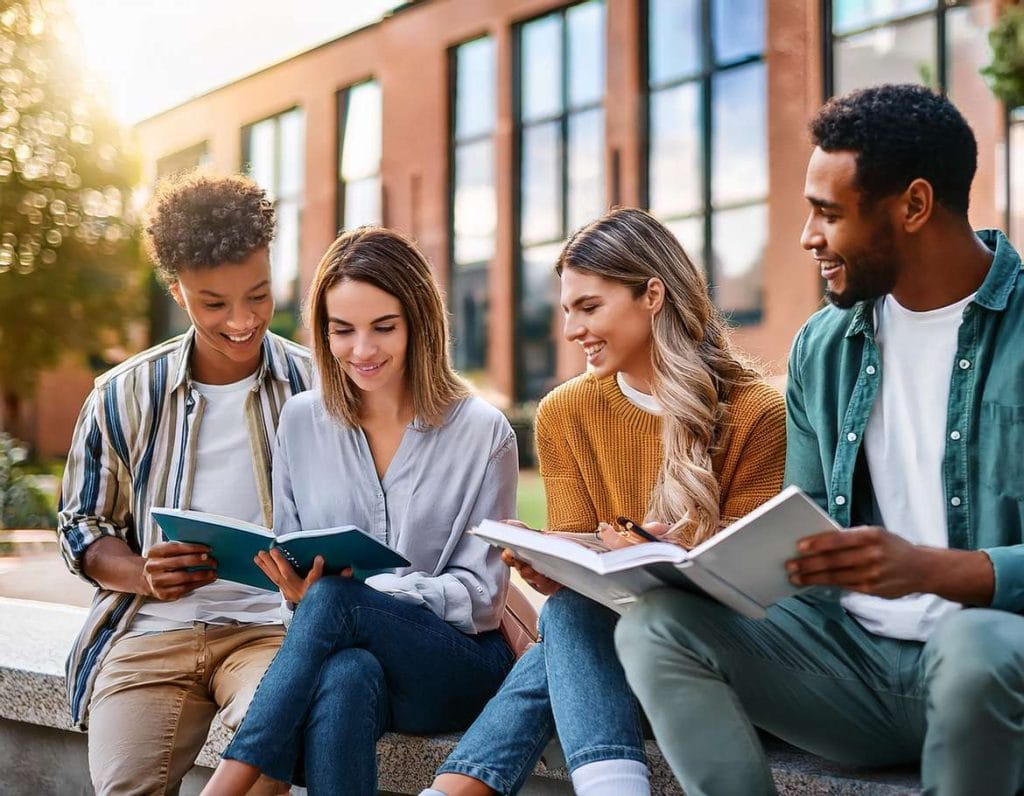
240, 106, 305, 333
448, 34, 498, 375
336, 78, 383, 233
512, 0, 607, 401
641, 0, 767, 325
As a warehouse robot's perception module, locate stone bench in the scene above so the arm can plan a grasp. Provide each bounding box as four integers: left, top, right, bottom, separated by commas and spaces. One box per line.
0, 596, 923, 795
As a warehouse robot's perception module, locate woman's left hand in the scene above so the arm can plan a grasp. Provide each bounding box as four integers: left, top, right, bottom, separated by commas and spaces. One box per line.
255, 549, 346, 604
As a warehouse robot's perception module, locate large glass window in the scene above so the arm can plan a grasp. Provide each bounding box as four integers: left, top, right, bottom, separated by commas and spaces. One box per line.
241, 107, 305, 338
338, 80, 382, 231
516, 0, 606, 399
151, 143, 211, 342
827, 1, 992, 100
450, 36, 497, 375
647, 0, 766, 320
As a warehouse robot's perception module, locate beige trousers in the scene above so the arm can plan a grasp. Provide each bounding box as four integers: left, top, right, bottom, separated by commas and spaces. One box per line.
87, 622, 286, 796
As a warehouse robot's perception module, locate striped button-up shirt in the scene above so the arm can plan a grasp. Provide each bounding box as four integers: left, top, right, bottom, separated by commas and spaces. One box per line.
58, 329, 312, 728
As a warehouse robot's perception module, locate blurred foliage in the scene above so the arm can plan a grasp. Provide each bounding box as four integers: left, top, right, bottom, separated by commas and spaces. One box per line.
0, 432, 56, 529
0, 0, 144, 406
983, 5, 1024, 109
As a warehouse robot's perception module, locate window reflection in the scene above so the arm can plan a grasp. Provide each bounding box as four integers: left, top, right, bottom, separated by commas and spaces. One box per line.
712, 0, 764, 63
649, 83, 702, 218
339, 80, 385, 190
521, 122, 562, 245
243, 107, 305, 332
665, 216, 704, 271
248, 120, 276, 199
567, 108, 606, 233
712, 63, 767, 205
833, 0, 935, 36
456, 38, 496, 140
711, 203, 765, 318
522, 15, 562, 122
834, 15, 937, 95
452, 36, 497, 373
649, 0, 701, 85
453, 140, 496, 266
342, 176, 381, 231
519, 242, 563, 399
272, 202, 300, 308
568, 1, 605, 108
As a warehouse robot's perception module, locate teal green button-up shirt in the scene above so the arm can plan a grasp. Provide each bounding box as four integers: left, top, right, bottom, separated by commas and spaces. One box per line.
784, 230, 1024, 613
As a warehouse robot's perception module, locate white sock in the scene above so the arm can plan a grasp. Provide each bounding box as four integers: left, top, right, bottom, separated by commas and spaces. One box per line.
418, 790, 448, 796
570, 758, 650, 796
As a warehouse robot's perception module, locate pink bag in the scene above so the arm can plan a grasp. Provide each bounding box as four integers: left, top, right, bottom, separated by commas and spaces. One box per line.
499, 582, 539, 658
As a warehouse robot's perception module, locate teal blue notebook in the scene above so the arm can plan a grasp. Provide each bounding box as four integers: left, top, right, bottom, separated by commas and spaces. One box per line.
150, 508, 410, 592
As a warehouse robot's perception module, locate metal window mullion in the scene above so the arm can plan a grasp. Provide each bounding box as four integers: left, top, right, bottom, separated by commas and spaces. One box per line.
822, 0, 834, 100
701, 0, 714, 290
560, 10, 571, 240
337, 90, 351, 234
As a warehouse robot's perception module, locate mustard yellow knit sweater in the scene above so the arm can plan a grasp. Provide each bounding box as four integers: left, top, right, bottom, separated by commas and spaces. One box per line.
534, 372, 787, 533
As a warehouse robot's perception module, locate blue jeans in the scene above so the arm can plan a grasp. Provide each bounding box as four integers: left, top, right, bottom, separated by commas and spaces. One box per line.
437, 589, 646, 794
222, 577, 513, 794
616, 589, 1024, 796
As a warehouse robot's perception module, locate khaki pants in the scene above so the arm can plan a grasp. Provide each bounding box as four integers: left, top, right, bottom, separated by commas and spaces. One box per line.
87, 623, 286, 796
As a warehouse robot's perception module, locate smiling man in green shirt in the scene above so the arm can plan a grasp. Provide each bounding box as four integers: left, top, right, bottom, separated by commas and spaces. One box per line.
615, 84, 1024, 796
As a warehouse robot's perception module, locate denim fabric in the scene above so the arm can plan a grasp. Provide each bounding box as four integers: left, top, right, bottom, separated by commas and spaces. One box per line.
223, 577, 513, 794
617, 588, 1024, 796
438, 589, 646, 794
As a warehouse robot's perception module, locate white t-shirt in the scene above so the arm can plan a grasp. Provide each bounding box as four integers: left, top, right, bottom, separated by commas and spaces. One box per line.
843, 293, 974, 642
130, 372, 281, 632
617, 372, 662, 414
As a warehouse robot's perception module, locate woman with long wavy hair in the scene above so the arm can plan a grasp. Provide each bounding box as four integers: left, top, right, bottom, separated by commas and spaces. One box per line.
423, 207, 787, 796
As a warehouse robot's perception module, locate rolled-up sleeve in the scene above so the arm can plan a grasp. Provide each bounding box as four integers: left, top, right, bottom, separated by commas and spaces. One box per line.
57, 385, 133, 582
982, 546, 1024, 612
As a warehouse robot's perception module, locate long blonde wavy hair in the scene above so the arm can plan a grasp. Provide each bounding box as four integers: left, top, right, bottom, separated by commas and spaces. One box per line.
557, 208, 762, 547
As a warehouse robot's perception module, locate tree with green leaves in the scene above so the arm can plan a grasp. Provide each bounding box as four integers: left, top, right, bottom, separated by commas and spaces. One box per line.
0, 0, 142, 435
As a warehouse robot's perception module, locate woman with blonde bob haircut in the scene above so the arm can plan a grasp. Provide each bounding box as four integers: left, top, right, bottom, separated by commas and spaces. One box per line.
203, 227, 517, 795
426, 208, 787, 796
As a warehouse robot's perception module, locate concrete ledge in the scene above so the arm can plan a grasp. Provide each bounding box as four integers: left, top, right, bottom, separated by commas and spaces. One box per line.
0, 596, 922, 795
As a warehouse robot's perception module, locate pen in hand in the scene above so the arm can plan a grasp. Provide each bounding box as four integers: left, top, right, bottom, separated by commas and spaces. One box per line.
616, 517, 662, 543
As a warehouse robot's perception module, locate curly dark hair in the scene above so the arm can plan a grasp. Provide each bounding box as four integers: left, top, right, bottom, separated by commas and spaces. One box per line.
145, 172, 276, 282
810, 84, 976, 216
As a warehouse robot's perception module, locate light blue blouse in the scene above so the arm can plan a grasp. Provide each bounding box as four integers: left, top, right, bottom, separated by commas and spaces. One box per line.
273, 391, 518, 633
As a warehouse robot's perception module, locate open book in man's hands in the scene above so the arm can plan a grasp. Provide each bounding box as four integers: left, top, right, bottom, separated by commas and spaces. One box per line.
471, 485, 839, 618
150, 508, 410, 592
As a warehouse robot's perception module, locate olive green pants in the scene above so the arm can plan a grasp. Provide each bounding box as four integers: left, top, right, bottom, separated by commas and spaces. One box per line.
615, 590, 1024, 796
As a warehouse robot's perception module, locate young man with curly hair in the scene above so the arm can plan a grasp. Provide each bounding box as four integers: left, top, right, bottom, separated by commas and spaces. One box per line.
616, 84, 1024, 796
58, 173, 312, 795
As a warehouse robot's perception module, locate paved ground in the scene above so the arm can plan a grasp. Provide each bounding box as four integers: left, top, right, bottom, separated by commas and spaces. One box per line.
0, 550, 93, 607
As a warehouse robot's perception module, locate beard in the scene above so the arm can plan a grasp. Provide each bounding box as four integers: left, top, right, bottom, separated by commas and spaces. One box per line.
824, 228, 899, 309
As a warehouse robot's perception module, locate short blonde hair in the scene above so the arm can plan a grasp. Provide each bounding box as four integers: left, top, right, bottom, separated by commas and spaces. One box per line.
306, 227, 468, 427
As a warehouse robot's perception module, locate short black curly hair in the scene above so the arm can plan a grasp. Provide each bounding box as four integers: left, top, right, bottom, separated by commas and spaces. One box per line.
145, 172, 276, 283
810, 84, 976, 216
